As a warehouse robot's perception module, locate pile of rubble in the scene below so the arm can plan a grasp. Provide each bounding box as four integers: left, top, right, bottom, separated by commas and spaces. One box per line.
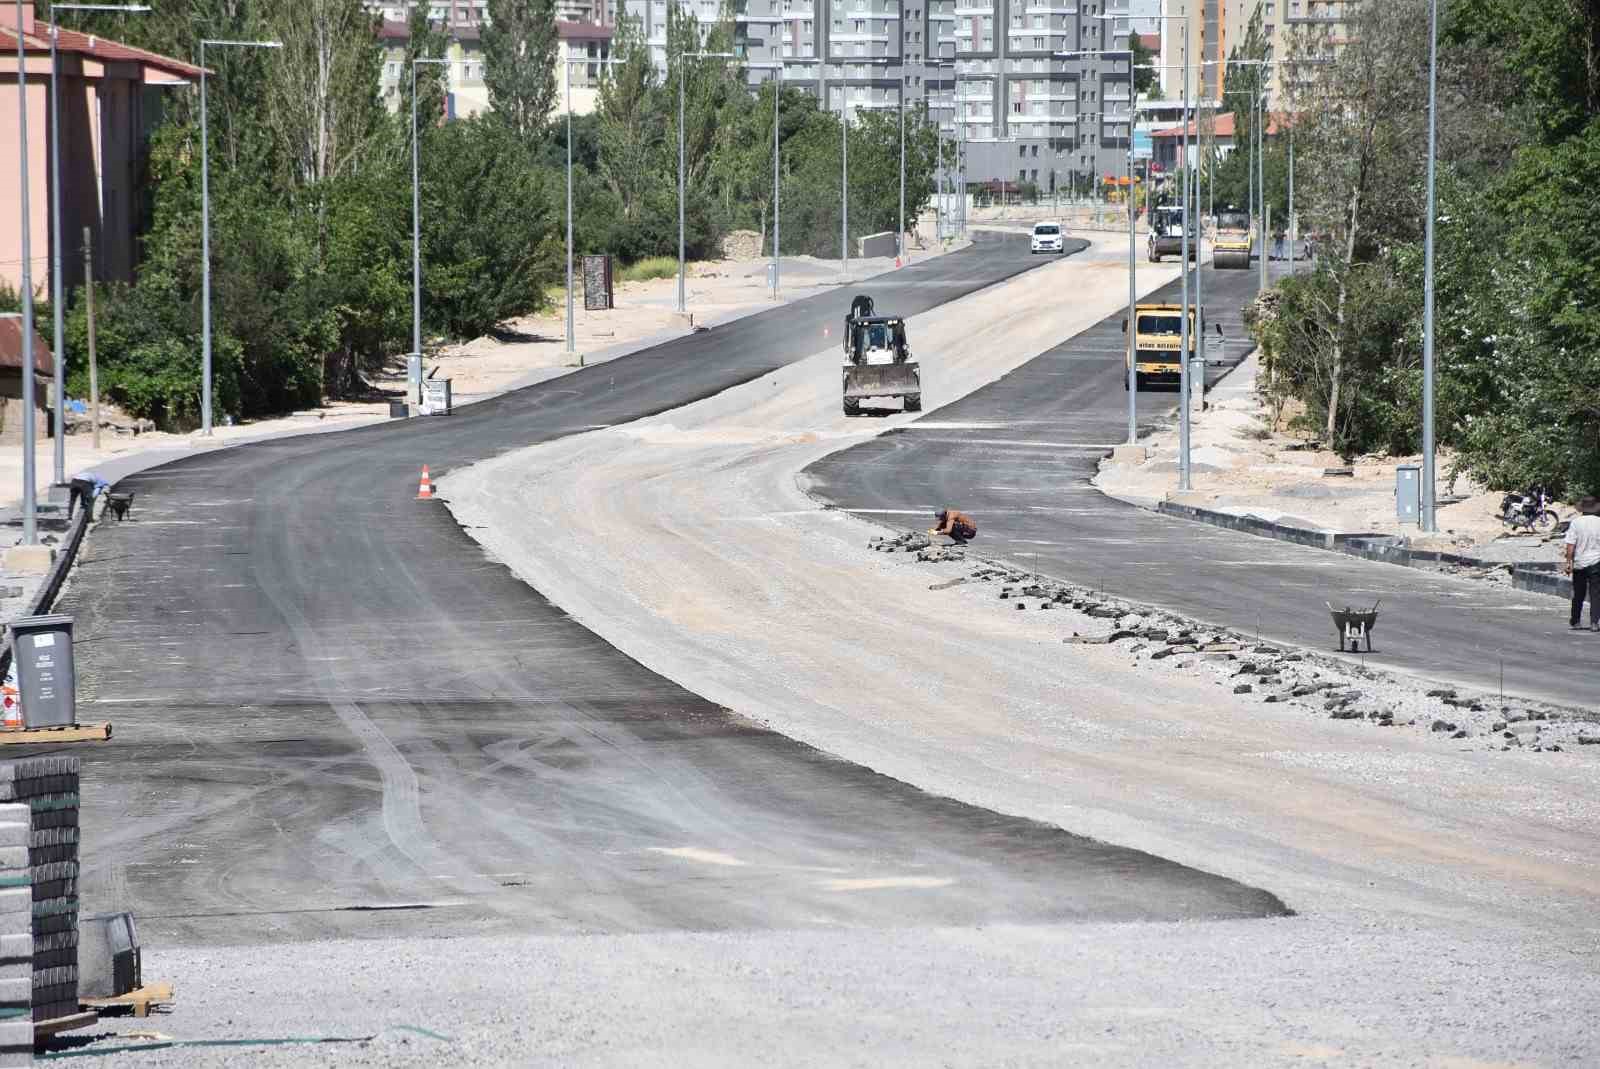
927, 559, 1598, 755
868, 532, 964, 563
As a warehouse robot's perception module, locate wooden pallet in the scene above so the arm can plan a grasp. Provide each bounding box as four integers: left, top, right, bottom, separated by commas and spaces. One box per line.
34, 1010, 98, 1038
81, 981, 173, 1018
0, 722, 112, 745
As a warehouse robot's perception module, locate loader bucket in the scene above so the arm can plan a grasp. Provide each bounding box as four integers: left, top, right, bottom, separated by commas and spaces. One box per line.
844, 362, 921, 400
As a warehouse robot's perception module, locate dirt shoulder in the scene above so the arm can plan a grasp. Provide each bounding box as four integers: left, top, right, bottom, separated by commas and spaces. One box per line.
1095, 351, 1572, 567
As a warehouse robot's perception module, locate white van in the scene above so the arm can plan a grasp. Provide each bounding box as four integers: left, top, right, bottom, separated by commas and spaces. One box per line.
1031, 221, 1065, 255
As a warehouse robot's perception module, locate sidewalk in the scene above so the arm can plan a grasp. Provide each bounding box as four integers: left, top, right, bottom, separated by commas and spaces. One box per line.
1095, 351, 1575, 599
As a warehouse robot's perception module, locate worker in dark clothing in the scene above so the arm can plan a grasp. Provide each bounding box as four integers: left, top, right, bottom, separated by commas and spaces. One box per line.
930, 508, 978, 544
67, 472, 108, 521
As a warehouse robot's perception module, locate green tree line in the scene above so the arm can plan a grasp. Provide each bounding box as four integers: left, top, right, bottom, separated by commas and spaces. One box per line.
1249, 0, 1600, 497
14, 0, 942, 430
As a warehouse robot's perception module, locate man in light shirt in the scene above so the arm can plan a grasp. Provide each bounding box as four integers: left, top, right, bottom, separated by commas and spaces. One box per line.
1563, 496, 1600, 631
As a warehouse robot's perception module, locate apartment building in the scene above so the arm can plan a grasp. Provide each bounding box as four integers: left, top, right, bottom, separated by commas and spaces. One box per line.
1160, 0, 1353, 106
373, 3, 615, 118
643, 0, 1135, 192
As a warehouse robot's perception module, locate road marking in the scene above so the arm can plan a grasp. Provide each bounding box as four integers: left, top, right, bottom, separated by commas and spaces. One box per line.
647, 846, 748, 867
820, 876, 955, 892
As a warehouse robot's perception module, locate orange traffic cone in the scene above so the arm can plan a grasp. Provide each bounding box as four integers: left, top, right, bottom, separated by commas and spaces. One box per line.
416, 465, 435, 500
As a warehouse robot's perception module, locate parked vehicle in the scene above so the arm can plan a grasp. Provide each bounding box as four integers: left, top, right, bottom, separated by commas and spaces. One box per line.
1499, 486, 1559, 532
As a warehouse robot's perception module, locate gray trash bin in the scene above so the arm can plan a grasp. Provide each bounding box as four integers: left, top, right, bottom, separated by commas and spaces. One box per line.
9, 614, 76, 728
1396, 464, 1421, 524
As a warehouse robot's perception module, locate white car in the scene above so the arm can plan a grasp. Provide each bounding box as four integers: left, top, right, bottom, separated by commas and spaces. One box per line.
1031, 221, 1065, 254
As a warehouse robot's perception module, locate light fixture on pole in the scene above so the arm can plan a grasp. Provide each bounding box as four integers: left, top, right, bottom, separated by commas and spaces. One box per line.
44, 3, 149, 492
676, 48, 735, 315
199, 37, 282, 437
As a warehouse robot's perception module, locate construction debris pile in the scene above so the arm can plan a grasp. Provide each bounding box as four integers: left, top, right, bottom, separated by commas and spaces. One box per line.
868, 532, 965, 563
916, 559, 1598, 755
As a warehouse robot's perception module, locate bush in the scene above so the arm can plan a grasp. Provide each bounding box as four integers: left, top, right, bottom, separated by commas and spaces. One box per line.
619, 256, 677, 282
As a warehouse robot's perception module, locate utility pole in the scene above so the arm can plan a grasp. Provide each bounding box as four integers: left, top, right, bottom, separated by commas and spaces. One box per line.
83, 227, 99, 451
1421, 0, 1439, 531
14, 0, 38, 544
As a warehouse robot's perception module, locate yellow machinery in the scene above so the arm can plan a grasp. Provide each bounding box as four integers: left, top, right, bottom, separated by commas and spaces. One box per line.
1122, 303, 1198, 389
1213, 205, 1252, 270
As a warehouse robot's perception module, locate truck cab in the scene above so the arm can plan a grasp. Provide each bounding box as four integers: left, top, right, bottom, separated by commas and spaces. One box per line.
1122, 303, 1213, 389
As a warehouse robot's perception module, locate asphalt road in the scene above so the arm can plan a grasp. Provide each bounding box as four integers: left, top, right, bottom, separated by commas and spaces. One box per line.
55, 231, 1285, 946
804, 263, 1598, 708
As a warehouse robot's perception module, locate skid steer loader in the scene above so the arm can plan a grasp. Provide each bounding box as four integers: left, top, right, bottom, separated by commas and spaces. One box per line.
841, 294, 921, 416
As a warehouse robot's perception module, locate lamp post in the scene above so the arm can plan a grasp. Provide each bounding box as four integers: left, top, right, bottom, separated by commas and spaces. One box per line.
677, 48, 735, 314
44, 3, 148, 491
771, 63, 782, 298
561, 54, 622, 361
199, 37, 281, 437
12, 0, 37, 543
410, 56, 456, 385
1421, 0, 1439, 531
1061, 48, 1137, 441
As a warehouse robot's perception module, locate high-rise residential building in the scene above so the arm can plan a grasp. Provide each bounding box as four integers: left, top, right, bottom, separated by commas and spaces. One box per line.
1161, 0, 1354, 107
626, 0, 1134, 192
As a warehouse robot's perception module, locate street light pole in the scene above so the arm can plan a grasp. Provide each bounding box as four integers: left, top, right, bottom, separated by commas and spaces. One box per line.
1421, 0, 1439, 531
1257, 89, 1267, 294
1178, 29, 1191, 492
676, 48, 734, 315
562, 55, 620, 360
199, 38, 281, 437
13, 0, 37, 544
772, 68, 781, 298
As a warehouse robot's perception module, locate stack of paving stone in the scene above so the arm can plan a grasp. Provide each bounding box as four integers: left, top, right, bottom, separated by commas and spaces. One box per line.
1, 757, 80, 1032
0, 802, 32, 1065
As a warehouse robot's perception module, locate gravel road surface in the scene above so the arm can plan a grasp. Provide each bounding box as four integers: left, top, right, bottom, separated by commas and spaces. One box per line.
441, 234, 1600, 1065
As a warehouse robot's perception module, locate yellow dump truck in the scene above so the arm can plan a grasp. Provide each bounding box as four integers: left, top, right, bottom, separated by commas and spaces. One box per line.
1122, 303, 1198, 389
1213, 205, 1252, 270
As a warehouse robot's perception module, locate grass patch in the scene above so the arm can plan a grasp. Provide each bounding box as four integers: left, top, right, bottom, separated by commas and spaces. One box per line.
619, 256, 678, 283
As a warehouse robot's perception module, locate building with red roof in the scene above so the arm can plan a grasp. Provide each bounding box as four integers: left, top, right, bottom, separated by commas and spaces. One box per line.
2, 1, 204, 295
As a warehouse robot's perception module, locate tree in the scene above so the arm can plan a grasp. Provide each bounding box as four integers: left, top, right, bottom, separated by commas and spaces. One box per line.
398, 4, 451, 133
1281, 0, 1431, 446
1128, 31, 1156, 97
596, 14, 662, 223
261, 0, 385, 189
482, 0, 560, 138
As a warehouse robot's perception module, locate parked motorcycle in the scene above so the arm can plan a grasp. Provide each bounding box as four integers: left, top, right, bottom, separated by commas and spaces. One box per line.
1499, 486, 1559, 532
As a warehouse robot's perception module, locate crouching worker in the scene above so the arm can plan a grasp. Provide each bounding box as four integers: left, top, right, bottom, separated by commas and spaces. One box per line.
67, 471, 109, 521
930, 508, 977, 544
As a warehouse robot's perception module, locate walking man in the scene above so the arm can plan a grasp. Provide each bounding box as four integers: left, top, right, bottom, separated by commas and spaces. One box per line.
1563, 496, 1600, 630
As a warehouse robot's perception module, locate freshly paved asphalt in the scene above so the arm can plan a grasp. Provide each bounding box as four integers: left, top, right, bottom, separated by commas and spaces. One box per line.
804, 262, 1598, 709
55, 232, 1286, 945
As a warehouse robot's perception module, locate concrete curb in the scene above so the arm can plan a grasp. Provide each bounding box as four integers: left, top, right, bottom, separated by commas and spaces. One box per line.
0, 507, 91, 680
1153, 501, 1574, 601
